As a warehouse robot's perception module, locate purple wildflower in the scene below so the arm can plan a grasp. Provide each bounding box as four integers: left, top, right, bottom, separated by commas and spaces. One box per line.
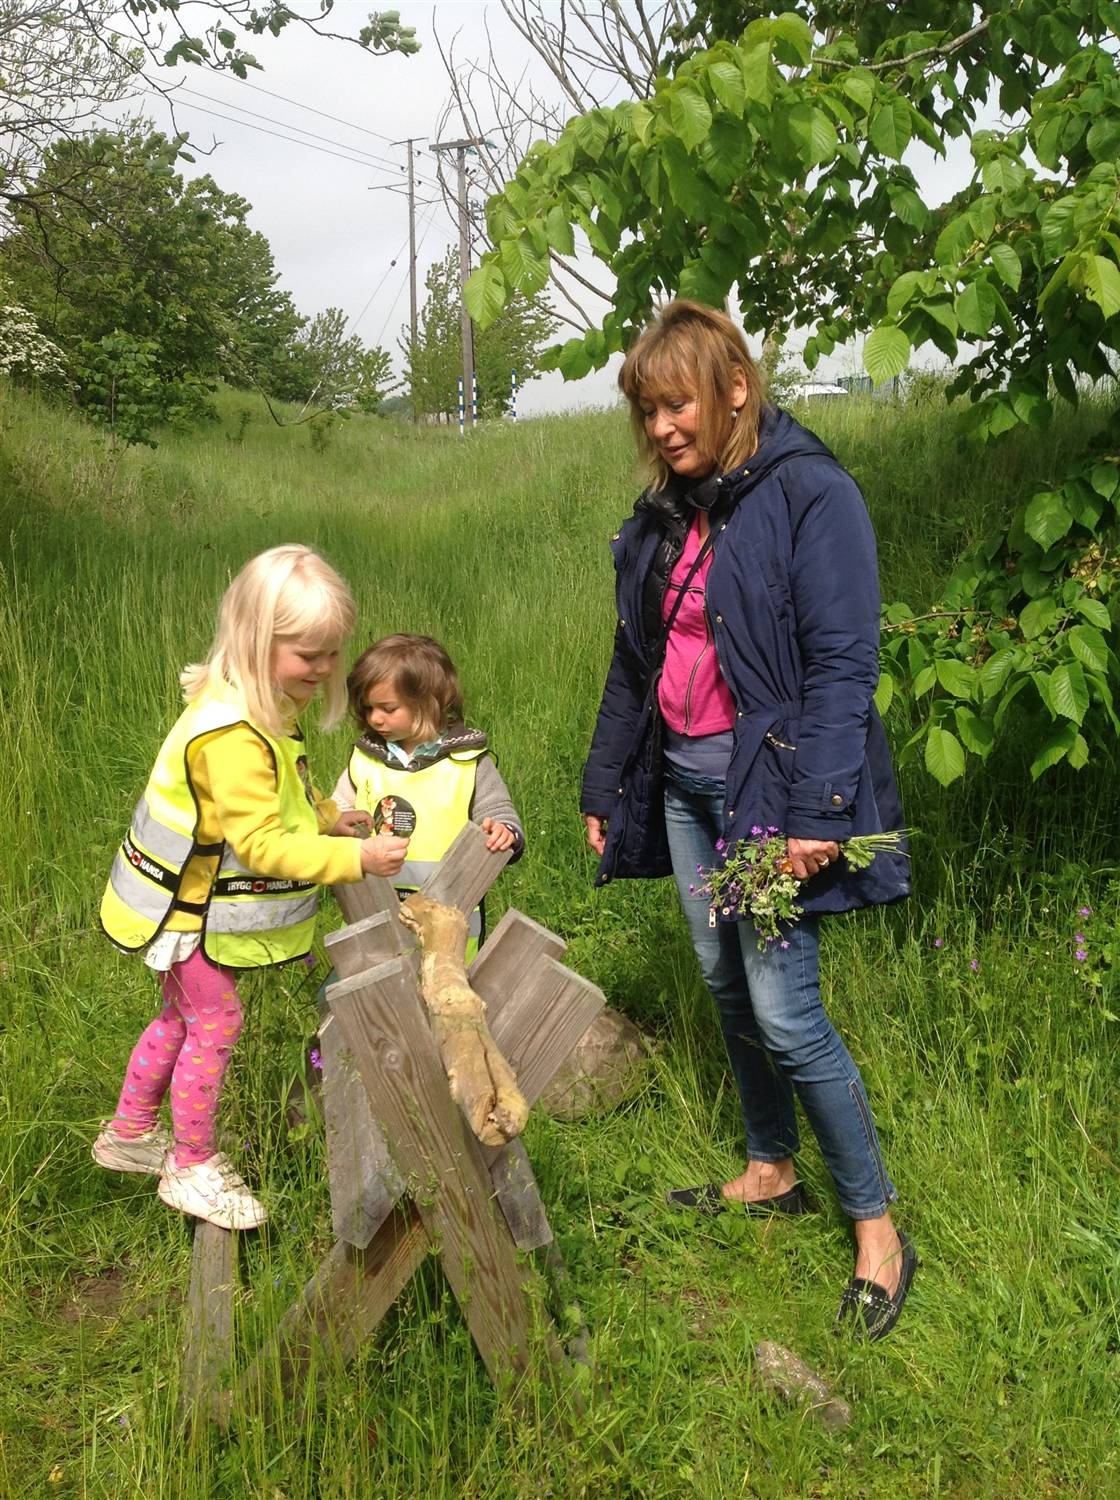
309, 1047, 323, 1073
688, 884, 695, 893
932, 937, 944, 949
779, 940, 791, 951
697, 864, 704, 874
751, 824, 764, 837
1079, 906, 1092, 917
767, 825, 780, 835
1074, 933, 1086, 945
970, 959, 980, 972
715, 838, 726, 853
1075, 948, 1088, 962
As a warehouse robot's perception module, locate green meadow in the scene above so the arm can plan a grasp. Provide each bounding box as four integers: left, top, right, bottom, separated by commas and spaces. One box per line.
1, 381, 1117, 1498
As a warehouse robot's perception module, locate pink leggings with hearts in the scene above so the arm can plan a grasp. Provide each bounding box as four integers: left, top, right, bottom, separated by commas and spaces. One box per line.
110, 948, 243, 1168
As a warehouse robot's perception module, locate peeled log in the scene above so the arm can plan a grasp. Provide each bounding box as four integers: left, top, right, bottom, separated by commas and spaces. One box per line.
399, 892, 529, 1146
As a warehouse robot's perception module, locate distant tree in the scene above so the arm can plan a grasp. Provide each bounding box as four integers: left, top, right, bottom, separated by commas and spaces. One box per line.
273, 307, 396, 411
1, 126, 309, 432
404, 249, 552, 420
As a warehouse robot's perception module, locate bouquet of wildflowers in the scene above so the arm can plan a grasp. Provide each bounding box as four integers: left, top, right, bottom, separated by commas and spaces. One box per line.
695, 825, 909, 951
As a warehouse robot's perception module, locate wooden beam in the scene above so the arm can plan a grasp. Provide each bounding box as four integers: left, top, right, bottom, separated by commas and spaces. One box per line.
419, 821, 511, 916
181, 1221, 236, 1427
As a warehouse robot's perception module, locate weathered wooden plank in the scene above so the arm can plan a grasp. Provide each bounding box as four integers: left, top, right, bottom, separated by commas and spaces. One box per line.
469, 908, 566, 1024
237, 1205, 424, 1409
324, 910, 401, 972
419, 821, 511, 917
318, 1005, 404, 1247
328, 959, 565, 1385
486, 1137, 553, 1252
489, 957, 606, 1108
181, 1220, 236, 1425
334, 874, 411, 948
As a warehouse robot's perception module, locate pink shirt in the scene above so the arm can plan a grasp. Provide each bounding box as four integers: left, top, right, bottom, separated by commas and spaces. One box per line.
658, 517, 737, 735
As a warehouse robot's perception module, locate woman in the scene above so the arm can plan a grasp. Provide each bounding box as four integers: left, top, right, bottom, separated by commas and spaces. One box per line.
581, 300, 916, 1339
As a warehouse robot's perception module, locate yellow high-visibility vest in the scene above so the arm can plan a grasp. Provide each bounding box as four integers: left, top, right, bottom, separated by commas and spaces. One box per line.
349, 743, 482, 946
101, 691, 320, 968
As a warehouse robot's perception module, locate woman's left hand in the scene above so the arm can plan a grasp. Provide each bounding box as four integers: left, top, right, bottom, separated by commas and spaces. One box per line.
787, 836, 840, 881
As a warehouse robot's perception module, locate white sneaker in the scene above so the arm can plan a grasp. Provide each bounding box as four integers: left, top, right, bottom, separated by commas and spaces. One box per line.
157, 1152, 269, 1231
92, 1123, 172, 1176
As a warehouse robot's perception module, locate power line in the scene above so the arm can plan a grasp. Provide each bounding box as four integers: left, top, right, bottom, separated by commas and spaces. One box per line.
174, 87, 416, 177
373, 203, 447, 347
162, 94, 420, 177
223, 74, 404, 148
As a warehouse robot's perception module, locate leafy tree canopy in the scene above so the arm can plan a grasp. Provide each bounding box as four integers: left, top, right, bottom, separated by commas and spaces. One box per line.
467, 1, 1120, 784
406, 249, 553, 420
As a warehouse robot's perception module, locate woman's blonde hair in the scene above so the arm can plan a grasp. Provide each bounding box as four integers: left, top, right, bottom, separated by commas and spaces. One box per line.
347, 634, 464, 744
182, 544, 356, 734
619, 299, 766, 490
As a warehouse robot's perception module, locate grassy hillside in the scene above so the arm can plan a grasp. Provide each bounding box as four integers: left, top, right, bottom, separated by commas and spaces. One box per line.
1, 381, 1117, 1498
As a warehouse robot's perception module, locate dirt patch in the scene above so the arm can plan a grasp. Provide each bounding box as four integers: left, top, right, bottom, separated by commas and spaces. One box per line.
57, 1265, 180, 1324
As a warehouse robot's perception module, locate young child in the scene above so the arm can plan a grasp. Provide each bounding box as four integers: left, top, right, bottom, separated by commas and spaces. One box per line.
94, 545, 408, 1231
334, 633, 523, 948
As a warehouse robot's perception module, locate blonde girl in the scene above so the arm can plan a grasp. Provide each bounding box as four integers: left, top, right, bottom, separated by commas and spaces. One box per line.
94, 545, 408, 1230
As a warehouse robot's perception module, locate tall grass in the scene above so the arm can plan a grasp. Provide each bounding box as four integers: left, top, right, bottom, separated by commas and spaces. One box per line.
1, 381, 1117, 1498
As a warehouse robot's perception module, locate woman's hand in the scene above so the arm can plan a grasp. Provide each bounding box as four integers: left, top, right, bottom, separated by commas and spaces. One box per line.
359, 834, 409, 878
786, 836, 840, 881
584, 814, 608, 856
331, 810, 372, 838
481, 817, 517, 852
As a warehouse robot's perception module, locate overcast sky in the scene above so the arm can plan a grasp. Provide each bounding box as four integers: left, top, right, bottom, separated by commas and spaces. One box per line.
125, 3, 983, 413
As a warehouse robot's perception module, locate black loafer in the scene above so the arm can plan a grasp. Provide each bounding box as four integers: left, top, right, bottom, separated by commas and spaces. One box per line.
836, 1230, 918, 1341
666, 1182, 813, 1218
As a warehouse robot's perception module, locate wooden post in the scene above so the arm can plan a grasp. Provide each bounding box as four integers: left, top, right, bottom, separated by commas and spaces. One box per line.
181, 1221, 236, 1427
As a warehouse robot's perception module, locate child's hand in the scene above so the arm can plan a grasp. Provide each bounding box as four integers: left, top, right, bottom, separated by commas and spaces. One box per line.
360, 834, 409, 877
331, 810, 373, 838
481, 818, 517, 853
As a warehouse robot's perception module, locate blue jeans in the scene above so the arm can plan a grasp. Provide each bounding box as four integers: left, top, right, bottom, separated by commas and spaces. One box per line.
664, 775, 897, 1220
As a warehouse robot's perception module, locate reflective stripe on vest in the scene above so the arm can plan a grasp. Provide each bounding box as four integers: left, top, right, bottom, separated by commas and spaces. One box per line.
348, 745, 482, 943
101, 692, 321, 966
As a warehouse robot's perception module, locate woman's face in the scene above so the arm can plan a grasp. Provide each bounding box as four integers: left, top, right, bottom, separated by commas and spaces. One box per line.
639, 390, 707, 477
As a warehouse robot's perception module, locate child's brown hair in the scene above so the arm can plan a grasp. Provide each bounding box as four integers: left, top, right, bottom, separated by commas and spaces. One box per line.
347, 634, 464, 743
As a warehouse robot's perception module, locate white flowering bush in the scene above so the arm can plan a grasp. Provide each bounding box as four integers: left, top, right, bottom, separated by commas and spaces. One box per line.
0, 293, 68, 389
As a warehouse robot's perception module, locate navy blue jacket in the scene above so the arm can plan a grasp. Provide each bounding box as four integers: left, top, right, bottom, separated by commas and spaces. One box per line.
581, 405, 910, 915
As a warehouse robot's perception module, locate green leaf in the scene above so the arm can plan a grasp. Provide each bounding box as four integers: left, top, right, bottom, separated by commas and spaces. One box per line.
874, 672, 895, 717
955, 706, 994, 756
1067, 624, 1110, 673
498, 234, 549, 297
981, 156, 1026, 194
925, 726, 966, 785
1087, 114, 1120, 162
1020, 597, 1058, 639
552, 336, 594, 380
1090, 461, 1120, 500
955, 278, 997, 338
669, 85, 713, 152
1030, 722, 1078, 778
1023, 490, 1073, 549
989, 242, 1022, 292
863, 325, 911, 383
978, 648, 1016, 699
787, 104, 838, 166
1048, 661, 1090, 723
1075, 596, 1112, 628
870, 97, 912, 160
573, 111, 610, 160
936, 658, 976, 699
913, 664, 938, 698
463, 261, 508, 327
1080, 254, 1120, 319
840, 71, 874, 112
886, 271, 925, 317
934, 213, 974, 265
216, 26, 237, 48
1068, 732, 1090, 770
771, 12, 813, 64
740, 41, 773, 104
544, 206, 574, 257
708, 59, 746, 116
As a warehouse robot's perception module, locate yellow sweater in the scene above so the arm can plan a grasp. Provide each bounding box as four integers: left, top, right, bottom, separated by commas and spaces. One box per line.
165, 721, 361, 932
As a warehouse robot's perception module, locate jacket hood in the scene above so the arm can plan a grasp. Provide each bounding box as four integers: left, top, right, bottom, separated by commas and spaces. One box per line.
353, 722, 487, 771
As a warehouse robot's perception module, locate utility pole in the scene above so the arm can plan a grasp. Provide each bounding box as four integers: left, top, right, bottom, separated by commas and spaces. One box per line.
431, 137, 477, 427
389, 136, 423, 422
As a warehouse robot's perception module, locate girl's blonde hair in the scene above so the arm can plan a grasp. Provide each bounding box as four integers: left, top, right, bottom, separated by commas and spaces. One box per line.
347, 634, 464, 744
182, 545, 356, 735
618, 299, 767, 490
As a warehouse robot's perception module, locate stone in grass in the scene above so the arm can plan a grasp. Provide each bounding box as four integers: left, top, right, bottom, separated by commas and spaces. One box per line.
538, 1008, 648, 1121
754, 1340, 853, 1430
